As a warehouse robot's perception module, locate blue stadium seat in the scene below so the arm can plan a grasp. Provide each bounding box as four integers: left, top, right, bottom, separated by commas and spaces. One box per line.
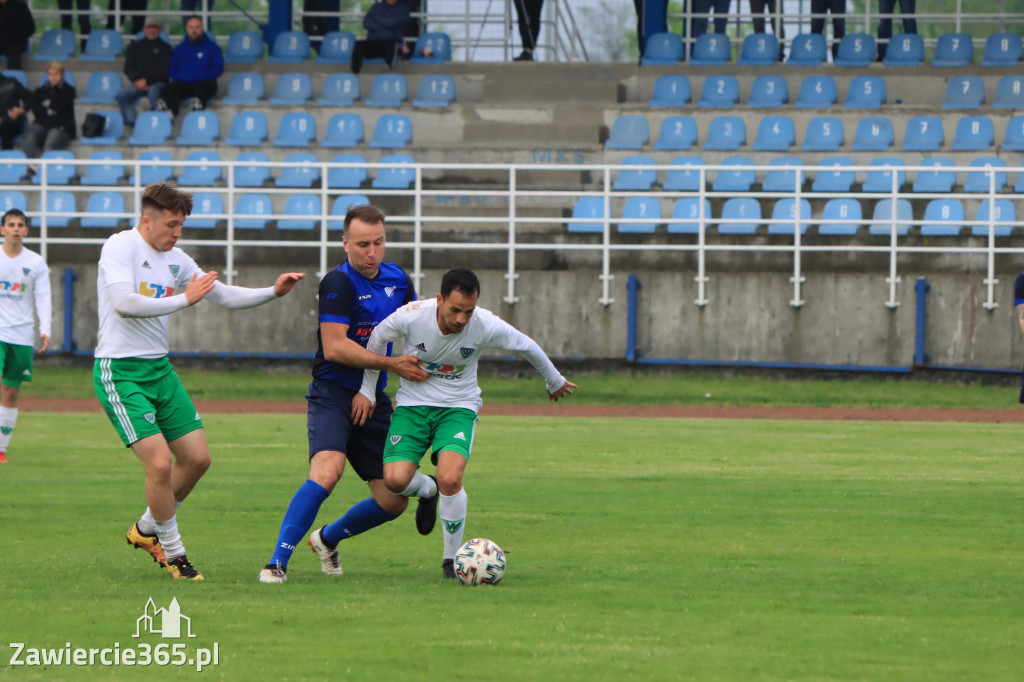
81, 192, 126, 228
319, 73, 361, 106
811, 157, 855, 193
188, 192, 224, 229
844, 75, 886, 109
317, 31, 356, 64
618, 196, 662, 233
81, 29, 122, 61
413, 75, 456, 108
272, 112, 316, 148
704, 115, 746, 150
768, 198, 812, 235
369, 113, 412, 148
279, 195, 321, 230
795, 75, 837, 109
662, 156, 705, 191
697, 75, 739, 108
963, 157, 1007, 193
690, 33, 731, 65
270, 73, 313, 106
410, 32, 452, 64
882, 33, 924, 66
668, 198, 712, 234
222, 72, 266, 105
943, 75, 985, 109
80, 111, 124, 145
641, 32, 684, 65
130, 150, 173, 185
972, 199, 1016, 237
835, 33, 875, 66
42, 191, 75, 228
912, 157, 955, 193
994, 76, 1024, 109
128, 111, 172, 145
902, 116, 944, 151
803, 116, 844, 151
752, 115, 795, 151
981, 33, 1022, 67
365, 74, 409, 107
1003, 115, 1024, 151
372, 154, 416, 190
80, 150, 126, 185
932, 33, 973, 66
654, 116, 697, 151
719, 198, 761, 234
921, 199, 965, 236
818, 198, 862, 235
176, 111, 220, 145
613, 155, 657, 191
1, 69, 28, 89
870, 198, 913, 236
234, 193, 273, 229
0, 150, 28, 184
178, 151, 222, 186
862, 157, 906, 193
225, 30, 263, 63
568, 196, 606, 233
0, 191, 26, 212
32, 150, 75, 186
606, 115, 649, 149
327, 153, 368, 189
738, 33, 779, 65
80, 71, 121, 103
747, 75, 788, 108
229, 152, 268, 188
851, 117, 894, 151
649, 75, 691, 107
952, 115, 994, 151
322, 113, 365, 148
786, 33, 827, 66
268, 31, 310, 63
1016, 163, 1024, 193
712, 157, 755, 192
328, 194, 372, 230
34, 29, 76, 60
276, 152, 320, 188
762, 156, 805, 192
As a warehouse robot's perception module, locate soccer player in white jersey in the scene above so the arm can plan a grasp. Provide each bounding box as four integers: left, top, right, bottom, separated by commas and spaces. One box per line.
94, 183, 304, 580
355, 267, 576, 579
0, 209, 51, 464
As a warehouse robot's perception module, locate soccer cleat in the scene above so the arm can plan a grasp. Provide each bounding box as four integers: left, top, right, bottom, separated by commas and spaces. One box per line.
258, 562, 287, 584
0, 451, 7, 463
415, 475, 439, 536
154, 98, 168, 112
126, 523, 167, 567
442, 558, 457, 580
308, 527, 344, 576
190, 98, 204, 112
166, 555, 204, 580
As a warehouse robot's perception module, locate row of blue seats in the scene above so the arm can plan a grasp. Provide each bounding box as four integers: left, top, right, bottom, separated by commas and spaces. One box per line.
648, 74, 1024, 110
608, 113, 1024, 152
569, 196, 1018, 237
642, 30, 1022, 68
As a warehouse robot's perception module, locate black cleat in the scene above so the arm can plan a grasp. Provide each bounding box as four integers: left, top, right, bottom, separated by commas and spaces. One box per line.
442, 558, 457, 580
416, 475, 439, 536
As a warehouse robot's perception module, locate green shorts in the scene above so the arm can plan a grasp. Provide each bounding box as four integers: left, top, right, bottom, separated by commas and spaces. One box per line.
384, 405, 479, 466
93, 357, 203, 447
0, 341, 33, 388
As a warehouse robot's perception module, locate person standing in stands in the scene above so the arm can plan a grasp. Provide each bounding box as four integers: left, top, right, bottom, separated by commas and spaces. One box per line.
810, 0, 845, 59
350, 0, 411, 74
117, 16, 172, 128
57, 0, 90, 52
107, 0, 149, 35
0, 0, 36, 70
749, 0, 785, 59
159, 15, 223, 116
20, 62, 76, 160
690, 0, 732, 47
512, 0, 543, 61
876, 0, 916, 61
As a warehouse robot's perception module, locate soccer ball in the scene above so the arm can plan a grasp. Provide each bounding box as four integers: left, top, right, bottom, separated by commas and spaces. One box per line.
453, 538, 506, 586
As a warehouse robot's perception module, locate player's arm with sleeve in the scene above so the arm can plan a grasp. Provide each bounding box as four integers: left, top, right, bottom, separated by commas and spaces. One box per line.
486, 317, 577, 401
33, 261, 52, 352
99, 239, 196, 318
357, 312, 407, 405
1015, 271, 1024, 335
203, 269, 303, 309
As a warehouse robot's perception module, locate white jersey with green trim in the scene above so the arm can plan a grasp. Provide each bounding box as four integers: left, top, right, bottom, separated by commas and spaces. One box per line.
95, 227, 199, 359
0, 247, 51, 347
360, 298, 566, 413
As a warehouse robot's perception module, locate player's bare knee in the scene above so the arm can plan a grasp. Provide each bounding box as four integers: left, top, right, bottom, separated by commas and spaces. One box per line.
383, 469, 411, 494
147, 458, 173, 483
436, 471, 463, 496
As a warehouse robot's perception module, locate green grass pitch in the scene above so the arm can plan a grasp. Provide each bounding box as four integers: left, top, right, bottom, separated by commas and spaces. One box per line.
1, 412, 1021, 681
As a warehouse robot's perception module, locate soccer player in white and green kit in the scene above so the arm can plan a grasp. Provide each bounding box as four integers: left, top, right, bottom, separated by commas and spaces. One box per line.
0, 208, 52, 464
355, 267, 576, 579
94, 183, 304, 580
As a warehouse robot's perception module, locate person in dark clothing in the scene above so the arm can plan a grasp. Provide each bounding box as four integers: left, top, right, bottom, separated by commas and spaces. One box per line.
0, 0, 36, 70
116, 16, 172, 126
749, 0, 785, 59
160, 15, 223, 116
20, 62, 76, 159
0, 72, 31, 150
57, 0, 91, 50
877, 0, 917, 60
351, 0, 411, 74
513, 0, 543, 61
811, 0, 845, 59
107, 0, 149, 35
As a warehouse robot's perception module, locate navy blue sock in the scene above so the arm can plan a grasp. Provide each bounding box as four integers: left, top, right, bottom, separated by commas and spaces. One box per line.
321, 497, 398, 546
269, 480, 330, 569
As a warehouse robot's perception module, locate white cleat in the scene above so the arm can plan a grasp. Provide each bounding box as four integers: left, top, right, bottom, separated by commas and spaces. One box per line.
308, 527, 344, 576
258, 561, 287, 583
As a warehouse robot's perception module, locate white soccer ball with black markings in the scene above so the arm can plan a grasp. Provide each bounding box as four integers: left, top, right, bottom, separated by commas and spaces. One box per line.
454, 538, 506, 586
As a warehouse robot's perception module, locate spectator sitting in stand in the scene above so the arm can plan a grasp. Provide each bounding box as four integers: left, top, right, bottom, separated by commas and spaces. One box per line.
158, 15, 223, 117
20, 62, 76, 161
351, 0, 411, 74
117, 16, 172, 127
0, 70, 31, 150
0, 0, 36, 71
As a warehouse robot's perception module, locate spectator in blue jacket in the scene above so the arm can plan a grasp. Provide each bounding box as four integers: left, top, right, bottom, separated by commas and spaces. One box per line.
351, 0, 411, 74
158, 15, 223, 116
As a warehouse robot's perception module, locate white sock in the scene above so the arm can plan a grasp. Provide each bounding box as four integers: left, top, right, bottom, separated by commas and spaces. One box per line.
400, 471, 438, 498
439, 488, 468, 560
138, 500, 182, 536
0, 406, 18, 452
153, 514, 185, 560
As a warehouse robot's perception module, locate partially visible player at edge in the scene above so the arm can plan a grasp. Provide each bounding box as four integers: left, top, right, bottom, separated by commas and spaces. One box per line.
355, 267, 576, 579
258, 203, 430, 584
0, 209, 52, 464
94, 183, 304, 580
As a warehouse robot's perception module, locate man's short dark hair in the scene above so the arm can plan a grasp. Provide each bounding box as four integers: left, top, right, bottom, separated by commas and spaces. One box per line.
343, 204, 386, 235
141, 183, 193, 217
1, 208, 28, 227
440, 268, 480, 299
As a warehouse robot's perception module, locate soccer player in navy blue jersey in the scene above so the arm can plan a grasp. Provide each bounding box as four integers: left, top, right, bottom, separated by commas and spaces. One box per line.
259, 204, 431, 583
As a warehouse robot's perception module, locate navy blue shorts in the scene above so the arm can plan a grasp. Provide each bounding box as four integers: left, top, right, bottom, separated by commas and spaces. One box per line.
306, 379, 393, 482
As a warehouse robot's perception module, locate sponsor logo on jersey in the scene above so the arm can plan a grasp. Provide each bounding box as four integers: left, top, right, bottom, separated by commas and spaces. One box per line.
414, 343, 426, 352
169, 264, 180, 276
460, 347, 475, 358
21, 369, 30, 377
454, 431, 466, 441
143, 412, 156, 424
417, 360, 467, 379
142, 260, 151, 269
0, 281, 24, 292
138, 282, 175, 298
357, 294, 372, 300
385, 286, 396, 298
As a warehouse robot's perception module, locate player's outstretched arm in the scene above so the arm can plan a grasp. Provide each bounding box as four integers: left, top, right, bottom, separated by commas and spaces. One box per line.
273, 272, 305, 297
185, 272, 219, 305
549, 380, 577, 402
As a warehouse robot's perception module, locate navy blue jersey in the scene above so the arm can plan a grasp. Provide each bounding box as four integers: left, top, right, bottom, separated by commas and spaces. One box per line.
312, 262, 416, 392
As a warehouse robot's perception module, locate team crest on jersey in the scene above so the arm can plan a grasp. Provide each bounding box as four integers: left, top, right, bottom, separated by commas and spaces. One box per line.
169, 264, 180, 276
460, 347, 475, 358
389, 435, 403, 446
143, 412, 156, 424
21, 267, 30, 276
385, 286, 396, 298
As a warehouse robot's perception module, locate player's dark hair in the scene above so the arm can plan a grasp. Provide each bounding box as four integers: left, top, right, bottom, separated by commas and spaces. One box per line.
1, 208, 28, 227
141, 183, 193, 217
343, 204, 386, 235
440, 268, 480, 299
